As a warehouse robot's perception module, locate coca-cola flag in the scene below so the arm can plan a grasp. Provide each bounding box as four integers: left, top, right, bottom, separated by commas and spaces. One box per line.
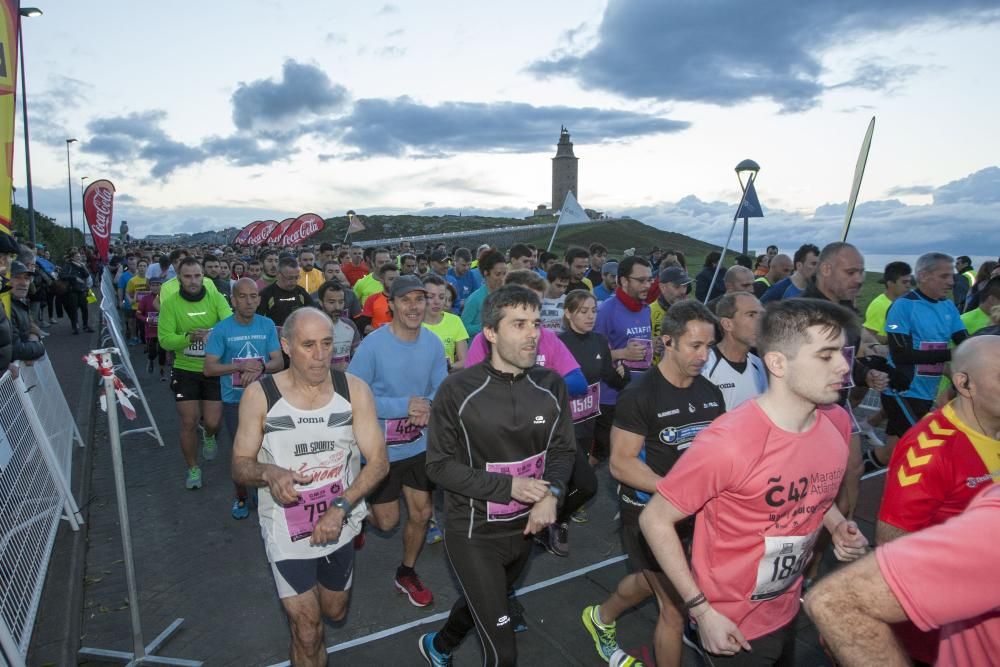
234, 220, 263, 245
247, 220, 278, 246
83, 179, 115, 262
266, 217, 297, 245
281, 213, 325, 246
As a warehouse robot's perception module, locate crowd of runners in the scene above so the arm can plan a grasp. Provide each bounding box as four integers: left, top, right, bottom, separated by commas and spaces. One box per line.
37, 236, 999, 666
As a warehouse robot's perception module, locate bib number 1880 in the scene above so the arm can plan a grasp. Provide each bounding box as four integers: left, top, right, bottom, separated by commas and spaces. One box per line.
751, 533, 817, 601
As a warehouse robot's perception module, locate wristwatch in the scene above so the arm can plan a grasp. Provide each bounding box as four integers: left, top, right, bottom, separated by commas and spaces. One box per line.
331, 496, 352, 514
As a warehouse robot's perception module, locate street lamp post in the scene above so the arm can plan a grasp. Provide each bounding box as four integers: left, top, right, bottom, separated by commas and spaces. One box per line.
18, 7, 43, 243
735, 159, 760, 257
66, 139, 78, 245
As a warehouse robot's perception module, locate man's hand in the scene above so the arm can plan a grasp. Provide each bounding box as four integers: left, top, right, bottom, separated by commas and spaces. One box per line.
865, 369, 889, 392
407, 396, 432, 427
310, 506, 346, 545
510, 477, 549, 504
615, 362, 626, 378
624, 339, 647, 361
696, 607, 752, 656
523, 494, 557, 535
189, 328, 210, 343
264, 466, 314, 505
831, 520, 869, 561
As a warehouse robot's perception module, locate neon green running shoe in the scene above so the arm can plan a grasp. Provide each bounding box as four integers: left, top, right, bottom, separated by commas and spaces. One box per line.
185, 466, 203, 490
202, 433, 217, 461
582, 604, 619, 661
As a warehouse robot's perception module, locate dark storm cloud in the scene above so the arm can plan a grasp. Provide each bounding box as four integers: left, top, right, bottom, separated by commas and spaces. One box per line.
230, 60, 349, 131
529, 0, 1000, 112
334, 97, 688, 158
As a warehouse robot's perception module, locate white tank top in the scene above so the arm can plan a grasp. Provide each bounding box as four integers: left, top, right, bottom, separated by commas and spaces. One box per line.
256, 371, 364, 561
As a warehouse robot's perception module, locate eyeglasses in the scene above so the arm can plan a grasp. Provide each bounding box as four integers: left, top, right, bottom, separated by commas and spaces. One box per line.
626, 275, 653, 284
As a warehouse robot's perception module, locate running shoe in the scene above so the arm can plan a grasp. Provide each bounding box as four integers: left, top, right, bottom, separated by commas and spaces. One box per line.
425, 517, 443, 545
860, 422, 886, 448
202, 433, 218, 461
570, 507, 589, 523
548, 521, 570, 557
609, 649, 645, 666
231, 498, 249, 520
418, 633, 452, 666
508, 591, 528, 633
146, 358, 154, 374
395, 569, 434, 607
681, 620, 707, 660
582, 604, 619, 661
185, 466, 203, 490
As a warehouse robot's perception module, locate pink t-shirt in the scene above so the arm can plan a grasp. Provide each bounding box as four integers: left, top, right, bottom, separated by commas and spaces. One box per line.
657, 400, 850, 641
877, 484, 1000, 667
465, 328, 580, 377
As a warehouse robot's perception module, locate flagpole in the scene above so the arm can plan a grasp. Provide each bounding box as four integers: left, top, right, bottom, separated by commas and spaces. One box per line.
840, 116, 875, 242
545, 211, 563, 252
704, 173, 755, 304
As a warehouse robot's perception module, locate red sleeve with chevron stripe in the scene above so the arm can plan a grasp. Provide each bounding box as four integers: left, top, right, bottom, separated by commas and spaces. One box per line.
878, 403, 999, 533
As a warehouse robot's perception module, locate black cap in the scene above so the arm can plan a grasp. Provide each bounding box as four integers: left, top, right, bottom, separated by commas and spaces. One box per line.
0, 233, 20, 255
659, 266, 693, 285
10, 260, 34, 276
389, 274, 427, 299
429, 250, 449, 263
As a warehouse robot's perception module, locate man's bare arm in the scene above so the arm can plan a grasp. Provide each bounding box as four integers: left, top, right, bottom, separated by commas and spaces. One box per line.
609, 427, 663, 492
342, 374, 389, 506
804, 552, 910, 667
875, 519, 910, 546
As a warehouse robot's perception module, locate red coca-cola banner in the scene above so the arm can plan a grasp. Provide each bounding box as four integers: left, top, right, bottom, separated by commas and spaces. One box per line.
233, 220, 263, 245
266, 217, 296, 245
247, 220, 278, 246
281, 213, 325, 246
83, 179, 115, 262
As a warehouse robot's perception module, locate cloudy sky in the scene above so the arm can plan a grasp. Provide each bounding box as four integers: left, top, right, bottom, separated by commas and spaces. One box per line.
16, 0, 1000, 258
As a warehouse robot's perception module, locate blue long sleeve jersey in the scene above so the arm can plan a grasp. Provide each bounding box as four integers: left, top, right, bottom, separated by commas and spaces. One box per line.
348, 325, 449, 462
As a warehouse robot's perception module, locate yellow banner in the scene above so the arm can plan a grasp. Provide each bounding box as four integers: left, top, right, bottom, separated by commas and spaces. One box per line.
0, 1, 17, 235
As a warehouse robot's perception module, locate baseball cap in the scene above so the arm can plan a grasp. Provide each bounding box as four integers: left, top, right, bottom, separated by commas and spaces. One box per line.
659, 266, 693, 286
389, 274, 427, 299
602, 261, 619, 276
10, 261, 34, 276
0, 233, 19, 255
429, 250, 449, 263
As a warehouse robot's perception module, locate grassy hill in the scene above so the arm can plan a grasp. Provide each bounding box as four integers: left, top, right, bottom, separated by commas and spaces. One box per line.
313, 213, 556, 243
532, 219, 718, 260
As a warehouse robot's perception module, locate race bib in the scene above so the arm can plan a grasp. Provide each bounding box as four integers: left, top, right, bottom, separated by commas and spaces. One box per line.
146, 312, 159, 325
916, 341, 947, 376
135, 290, 150, 303
331, 354, 351, 368
485, 451, 546, 521
571, 383, 601, 423
623, 338, 653, 370
232, 356, 264, 388
283, 481, 345, 542
385, 417, 424, 446
841, 346, 856, 389
751, 532, 818, 601
183, 338, 207, 357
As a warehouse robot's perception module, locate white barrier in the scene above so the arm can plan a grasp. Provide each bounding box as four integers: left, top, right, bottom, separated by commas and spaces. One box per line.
98, 268, 165, 447
16, 357, 85, 480
0, 368, 82, 667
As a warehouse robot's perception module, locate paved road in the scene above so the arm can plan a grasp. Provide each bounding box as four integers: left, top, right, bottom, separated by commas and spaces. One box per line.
28, 305, 889, 665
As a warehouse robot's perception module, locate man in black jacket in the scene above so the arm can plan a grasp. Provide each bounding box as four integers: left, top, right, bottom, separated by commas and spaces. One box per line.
420, 285, 576, 667
9, 261, 44, 362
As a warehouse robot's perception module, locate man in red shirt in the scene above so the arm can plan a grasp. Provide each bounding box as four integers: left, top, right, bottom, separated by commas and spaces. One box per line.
873, 333, 1000, 663
806, 484, 1000, 667
639, 298, 869, 663
342, 244, 369, 286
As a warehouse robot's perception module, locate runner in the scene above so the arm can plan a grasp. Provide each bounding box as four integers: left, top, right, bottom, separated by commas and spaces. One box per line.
874, 252, 969, 468
591, 256, 654, 462
960, 275, 1000, 334
650, 266, 693, 362
862, 262, 913, 345
419, 284, 576, 667
356, 262, 399, 334
460, 251, 507, 338
585, 243, 609, 285
640, 298, 869, 665
583, 300, 724, 667
703, 292, 767, 410
353, 248, 392, 306
752, 254, 791, 299
806, 484, 1000, 667
231, 307, 389, 666
759, 244, 819, 304
204, 278, 284, 519
342, 245, 369, 287
316, 280, 361, 372
565, 246, 594, 293
137, 278, 167, 378
694, 252, 725, 303
507, 243, 534, 271
157, 257, 233, 489
258, 257, 317, 330
557, 290, 630, 541
540, 263, 570, 332
706, 266, 755, 313
297, 249, 325, 294
421, 274, 469, 371
255, 249, 279, 291
446, 248, 481, 314
319, 259, 361, 318
593, 261, 618, 303
348, 275, 448, 608
873, 334, 1000, 664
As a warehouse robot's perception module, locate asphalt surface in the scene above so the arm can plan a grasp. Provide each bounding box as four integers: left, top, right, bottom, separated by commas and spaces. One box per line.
27, 303, 889, 665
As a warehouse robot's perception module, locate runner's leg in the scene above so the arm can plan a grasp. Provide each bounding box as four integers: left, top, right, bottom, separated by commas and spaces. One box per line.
642, 569, 684, 667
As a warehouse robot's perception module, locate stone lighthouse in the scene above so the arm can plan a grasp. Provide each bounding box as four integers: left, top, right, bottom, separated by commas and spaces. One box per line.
551, 126, 579, 211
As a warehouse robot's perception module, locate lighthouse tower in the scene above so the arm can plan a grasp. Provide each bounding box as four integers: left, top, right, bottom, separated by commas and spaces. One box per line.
551, 126, 579, 211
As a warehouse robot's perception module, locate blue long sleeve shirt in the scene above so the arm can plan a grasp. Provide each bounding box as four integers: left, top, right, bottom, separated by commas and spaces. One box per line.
348, 325, 448, 462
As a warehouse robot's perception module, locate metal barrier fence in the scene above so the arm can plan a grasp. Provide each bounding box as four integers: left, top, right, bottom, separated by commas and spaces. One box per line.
0, 366, 83, 667
17, 357, 86, 479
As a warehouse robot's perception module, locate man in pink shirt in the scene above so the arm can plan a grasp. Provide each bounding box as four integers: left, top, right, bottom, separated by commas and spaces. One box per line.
806, 484, 1000, 666
639, 298, 870, 664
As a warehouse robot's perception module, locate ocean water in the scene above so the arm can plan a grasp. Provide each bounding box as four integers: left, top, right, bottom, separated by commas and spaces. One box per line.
861, 254, 996, 274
